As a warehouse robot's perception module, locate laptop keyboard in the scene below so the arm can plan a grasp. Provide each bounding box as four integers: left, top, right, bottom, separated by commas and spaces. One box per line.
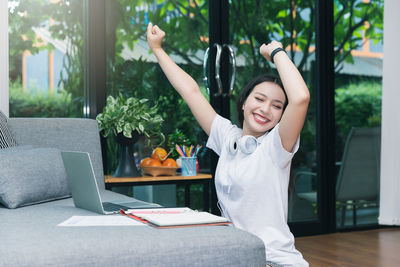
102, 202, 129, 212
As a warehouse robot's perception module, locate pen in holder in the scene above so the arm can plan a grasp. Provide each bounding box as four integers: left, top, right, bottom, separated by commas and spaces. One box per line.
181, 157, 197, 176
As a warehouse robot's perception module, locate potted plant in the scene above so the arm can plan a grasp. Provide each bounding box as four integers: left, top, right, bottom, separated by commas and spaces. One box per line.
96, 94, 164, 177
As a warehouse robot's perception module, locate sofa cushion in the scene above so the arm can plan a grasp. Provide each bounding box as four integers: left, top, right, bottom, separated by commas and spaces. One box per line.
0, 110, 17, 149
0, 147, 70, 208
0, 145, 33, 154
0, 192, 266, 267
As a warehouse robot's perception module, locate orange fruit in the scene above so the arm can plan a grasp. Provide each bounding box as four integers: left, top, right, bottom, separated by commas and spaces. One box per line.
151, 147, 168, 162
162, 158, 177, 167
139, 157, 152, 167
147, 159, 162, 167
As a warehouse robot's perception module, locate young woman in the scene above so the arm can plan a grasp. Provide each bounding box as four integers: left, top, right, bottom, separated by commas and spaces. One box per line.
147, 23, 310, 267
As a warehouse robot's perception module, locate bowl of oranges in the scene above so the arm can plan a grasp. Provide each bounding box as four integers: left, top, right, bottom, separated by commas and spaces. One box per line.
139, 147, 178, 177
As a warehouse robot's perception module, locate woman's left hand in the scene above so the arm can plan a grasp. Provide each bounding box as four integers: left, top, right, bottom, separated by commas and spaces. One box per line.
260, 41, 283, 62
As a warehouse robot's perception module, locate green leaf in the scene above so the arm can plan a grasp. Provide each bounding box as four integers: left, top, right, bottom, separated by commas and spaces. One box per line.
124, 130, 132, 138
138, 123, 144, 132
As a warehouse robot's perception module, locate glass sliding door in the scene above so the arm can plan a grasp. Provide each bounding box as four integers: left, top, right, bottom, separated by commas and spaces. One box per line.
333, 0, 383, 229
8, 0, 85, 118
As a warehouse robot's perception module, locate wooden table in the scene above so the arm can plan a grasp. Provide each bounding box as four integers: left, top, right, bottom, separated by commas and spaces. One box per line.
105, 173, 212, 211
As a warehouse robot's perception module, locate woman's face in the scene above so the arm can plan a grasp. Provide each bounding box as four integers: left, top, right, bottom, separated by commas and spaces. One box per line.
242, 81, 286, 138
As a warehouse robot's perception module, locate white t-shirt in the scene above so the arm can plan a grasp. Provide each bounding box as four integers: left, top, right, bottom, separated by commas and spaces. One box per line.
206, 114, 308, 267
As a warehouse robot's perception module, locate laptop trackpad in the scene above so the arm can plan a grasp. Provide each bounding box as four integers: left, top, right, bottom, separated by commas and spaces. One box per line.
120, 201, 160, 208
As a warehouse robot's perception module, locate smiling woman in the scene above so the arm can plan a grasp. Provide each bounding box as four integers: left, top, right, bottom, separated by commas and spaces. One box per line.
147, 21, 310, 266
238, 74, 287, 138
236, 74, 288, 131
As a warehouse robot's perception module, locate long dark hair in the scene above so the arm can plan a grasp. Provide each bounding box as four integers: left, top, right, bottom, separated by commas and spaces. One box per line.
236, 74, 288, 128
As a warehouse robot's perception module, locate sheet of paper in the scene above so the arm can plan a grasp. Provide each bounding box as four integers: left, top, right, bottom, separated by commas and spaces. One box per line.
58, 215, 146, 227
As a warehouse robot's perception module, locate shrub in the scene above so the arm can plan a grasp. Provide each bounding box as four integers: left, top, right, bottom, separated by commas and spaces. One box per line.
335, 81, 382, 138
335, 81, 382, 160
9, 81, 82, 117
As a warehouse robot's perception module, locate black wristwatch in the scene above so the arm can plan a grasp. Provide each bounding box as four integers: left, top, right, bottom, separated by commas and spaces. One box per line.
270, 47, 286, 64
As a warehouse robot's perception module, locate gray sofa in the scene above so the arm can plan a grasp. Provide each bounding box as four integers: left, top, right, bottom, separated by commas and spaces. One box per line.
0, 117, 265, 267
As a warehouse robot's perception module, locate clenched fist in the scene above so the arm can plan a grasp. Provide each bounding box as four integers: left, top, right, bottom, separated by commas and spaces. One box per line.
260, 41, 283, 62
147, 22, 165, 50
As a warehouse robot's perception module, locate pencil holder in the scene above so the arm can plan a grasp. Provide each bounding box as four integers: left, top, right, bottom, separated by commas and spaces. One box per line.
181, 157, 197, 176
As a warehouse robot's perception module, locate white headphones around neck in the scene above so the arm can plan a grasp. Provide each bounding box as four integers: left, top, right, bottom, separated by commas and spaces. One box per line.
228, 135, 258, 155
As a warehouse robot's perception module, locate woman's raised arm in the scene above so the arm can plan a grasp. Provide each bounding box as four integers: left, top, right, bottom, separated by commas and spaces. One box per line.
260, 41, 310, 152
147, 23, 216, 136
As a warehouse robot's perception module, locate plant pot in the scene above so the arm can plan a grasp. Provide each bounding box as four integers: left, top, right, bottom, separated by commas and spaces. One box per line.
113, 131, 141, 177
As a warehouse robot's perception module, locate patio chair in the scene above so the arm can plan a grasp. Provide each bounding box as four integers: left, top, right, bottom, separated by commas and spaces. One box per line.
296, 127, 381, 227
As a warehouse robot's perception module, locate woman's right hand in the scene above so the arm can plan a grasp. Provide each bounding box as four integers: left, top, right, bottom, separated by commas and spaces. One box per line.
260, 41, 283, 62
147, 22, 165, 50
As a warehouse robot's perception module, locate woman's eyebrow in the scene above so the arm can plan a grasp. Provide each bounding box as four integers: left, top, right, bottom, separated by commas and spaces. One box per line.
254, 92, 284, 105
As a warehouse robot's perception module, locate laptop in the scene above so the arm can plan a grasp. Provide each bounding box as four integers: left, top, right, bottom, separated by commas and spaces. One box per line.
61, 151, 160, 215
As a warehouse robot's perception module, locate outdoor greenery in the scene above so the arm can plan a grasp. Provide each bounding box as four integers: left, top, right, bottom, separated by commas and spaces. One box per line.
336, 81, 382, 136
335, 80, 382, 159
9, 0, 84, 115
9, 80, 78, 117
8, 0, 384, 132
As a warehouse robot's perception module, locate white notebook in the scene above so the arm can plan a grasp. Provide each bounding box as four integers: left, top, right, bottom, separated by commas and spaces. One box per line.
124, 208, 230, 227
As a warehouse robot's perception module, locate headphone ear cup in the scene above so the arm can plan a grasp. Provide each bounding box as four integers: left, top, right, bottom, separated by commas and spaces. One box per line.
229, 138, 239, 155
238, 135, 258, 154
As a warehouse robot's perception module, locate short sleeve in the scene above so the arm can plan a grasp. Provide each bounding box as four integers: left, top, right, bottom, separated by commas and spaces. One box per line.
266, 123, 300, 169
206, 114, 238, 156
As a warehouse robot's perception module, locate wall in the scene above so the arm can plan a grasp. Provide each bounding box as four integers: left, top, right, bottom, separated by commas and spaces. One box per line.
379, 0, 400, 225
0, 1, 8, 116
25, 50, 49, 91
